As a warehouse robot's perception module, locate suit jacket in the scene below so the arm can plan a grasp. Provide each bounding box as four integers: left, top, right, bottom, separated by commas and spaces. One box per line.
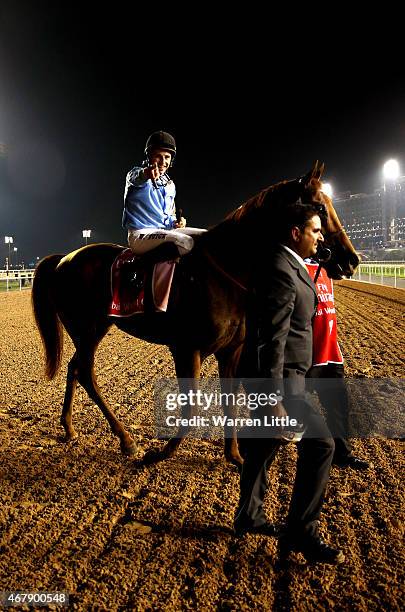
241, 246, 318, 396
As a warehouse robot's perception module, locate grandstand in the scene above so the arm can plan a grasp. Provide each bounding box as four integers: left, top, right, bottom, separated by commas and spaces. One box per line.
334, 176, 405, 252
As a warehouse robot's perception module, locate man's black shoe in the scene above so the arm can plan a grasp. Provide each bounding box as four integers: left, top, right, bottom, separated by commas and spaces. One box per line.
333, 455, 371, 470
279, 535, 345, 564
234, 521, 279, 538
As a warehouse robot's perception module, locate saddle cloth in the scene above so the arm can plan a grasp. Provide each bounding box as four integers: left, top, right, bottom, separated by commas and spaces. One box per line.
109, 248, 176, 317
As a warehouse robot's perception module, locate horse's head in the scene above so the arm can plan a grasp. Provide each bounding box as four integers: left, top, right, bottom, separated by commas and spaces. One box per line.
294, 161, 360, 279
217, 161, 360, 279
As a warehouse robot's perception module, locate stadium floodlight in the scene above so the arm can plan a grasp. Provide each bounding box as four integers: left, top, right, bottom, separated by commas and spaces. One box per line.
5, 236, 13, 267
321, 182, 333, 198
82, 229, 92, 245
383, 159, 400, 181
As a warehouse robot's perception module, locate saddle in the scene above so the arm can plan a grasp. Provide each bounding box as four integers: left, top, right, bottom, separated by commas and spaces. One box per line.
109, 249, 176, 317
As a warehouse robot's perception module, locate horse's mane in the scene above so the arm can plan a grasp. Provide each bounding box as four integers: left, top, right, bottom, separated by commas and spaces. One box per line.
224, 180, 288, 224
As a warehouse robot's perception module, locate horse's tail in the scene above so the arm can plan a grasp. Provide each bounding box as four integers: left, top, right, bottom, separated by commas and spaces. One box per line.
32, 254, 65, 380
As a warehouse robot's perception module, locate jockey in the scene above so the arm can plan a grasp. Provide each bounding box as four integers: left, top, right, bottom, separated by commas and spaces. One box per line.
122, 130, 205, 265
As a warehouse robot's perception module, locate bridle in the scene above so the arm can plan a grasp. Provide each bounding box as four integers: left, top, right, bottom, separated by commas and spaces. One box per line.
313, 246, 332, 284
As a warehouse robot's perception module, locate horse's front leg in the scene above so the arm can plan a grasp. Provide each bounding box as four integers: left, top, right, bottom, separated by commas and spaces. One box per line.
220, 377, 244, 468
143, 349, 201, 464
217, 347, 244, 467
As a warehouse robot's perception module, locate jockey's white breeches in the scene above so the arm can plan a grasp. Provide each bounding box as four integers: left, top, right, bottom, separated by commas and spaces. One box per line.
127, 227, 206, 256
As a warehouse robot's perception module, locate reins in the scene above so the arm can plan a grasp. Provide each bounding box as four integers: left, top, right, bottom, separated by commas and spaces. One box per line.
202, 251, 248, 292
327, 227, 346, 238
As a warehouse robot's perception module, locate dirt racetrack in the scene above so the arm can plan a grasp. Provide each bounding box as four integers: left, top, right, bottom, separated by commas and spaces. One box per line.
0, 283, 404, 611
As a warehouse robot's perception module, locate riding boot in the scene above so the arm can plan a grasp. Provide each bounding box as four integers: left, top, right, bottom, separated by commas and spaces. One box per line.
126, 242, 180, 291
139, 241, 180, 267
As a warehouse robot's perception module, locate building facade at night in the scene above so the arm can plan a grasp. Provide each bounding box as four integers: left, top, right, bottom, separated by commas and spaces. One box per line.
333, 177, 405, 250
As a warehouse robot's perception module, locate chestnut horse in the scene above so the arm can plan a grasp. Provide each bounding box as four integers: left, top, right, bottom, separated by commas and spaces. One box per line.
32, 162, 359, 466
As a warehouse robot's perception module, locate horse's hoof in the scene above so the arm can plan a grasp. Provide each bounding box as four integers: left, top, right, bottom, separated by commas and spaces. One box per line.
226, 453, 244, 469
59, 432, 78, 444
143, 448, 167, 465
122, 441, 138, 457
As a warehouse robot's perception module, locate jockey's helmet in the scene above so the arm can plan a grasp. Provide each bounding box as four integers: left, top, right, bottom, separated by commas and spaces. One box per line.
145, 131, 176, 165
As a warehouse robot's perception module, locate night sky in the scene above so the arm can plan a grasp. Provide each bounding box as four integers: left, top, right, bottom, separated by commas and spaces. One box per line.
1, 4, 404, 265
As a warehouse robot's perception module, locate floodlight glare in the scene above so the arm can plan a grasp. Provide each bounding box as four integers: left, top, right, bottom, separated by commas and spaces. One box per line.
383, 159, 400, 181
321, 182, 333, 198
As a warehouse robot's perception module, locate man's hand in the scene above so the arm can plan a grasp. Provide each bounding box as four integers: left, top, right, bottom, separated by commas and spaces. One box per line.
271, 400, 287, 419
174, 217, 186, 228
268, 400, 288, 438
142, 162, 160, 182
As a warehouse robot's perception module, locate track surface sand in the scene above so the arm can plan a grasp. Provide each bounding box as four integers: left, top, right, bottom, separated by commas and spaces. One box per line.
0, 284, 404, 610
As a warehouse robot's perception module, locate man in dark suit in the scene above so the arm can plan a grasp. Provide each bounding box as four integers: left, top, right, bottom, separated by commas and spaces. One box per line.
235, 202, 344, 565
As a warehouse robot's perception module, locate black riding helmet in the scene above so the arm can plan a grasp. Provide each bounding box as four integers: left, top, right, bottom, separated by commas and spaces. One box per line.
144, 131, 176, 165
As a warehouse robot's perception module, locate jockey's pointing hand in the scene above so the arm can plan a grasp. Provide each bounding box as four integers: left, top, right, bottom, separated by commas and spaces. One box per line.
143, 162, 160, 181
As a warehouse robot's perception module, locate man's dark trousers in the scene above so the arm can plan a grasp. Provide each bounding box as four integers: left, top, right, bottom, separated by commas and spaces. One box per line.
306, 363, 352, 461
235, 395, 335, 538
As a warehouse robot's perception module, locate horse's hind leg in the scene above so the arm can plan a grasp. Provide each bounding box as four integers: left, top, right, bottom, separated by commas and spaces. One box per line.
60, 353, 79, 442
77, 351, 136, 456
63, 323, 136, 456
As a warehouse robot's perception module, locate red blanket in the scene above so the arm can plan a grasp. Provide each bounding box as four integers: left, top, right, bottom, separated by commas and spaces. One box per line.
109, 249, 176, 317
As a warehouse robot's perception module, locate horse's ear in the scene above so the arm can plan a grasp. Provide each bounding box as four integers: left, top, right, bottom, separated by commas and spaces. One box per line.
316, 161, 325, 179
311, 160, 325, 179
301, 160, 325, 185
